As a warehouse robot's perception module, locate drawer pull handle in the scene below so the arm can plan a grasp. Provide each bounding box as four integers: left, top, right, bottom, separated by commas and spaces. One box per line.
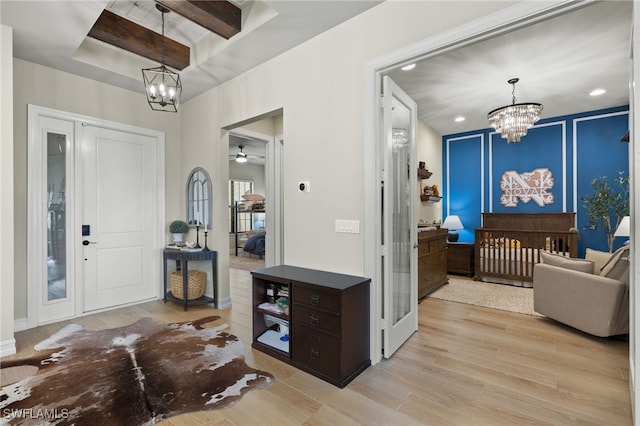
310, 295, 320, 305
310, 348, 320, 359
309, 314, 320, 326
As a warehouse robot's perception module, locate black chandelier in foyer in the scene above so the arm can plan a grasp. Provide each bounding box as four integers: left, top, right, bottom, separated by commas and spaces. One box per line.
142, 4, 182, 112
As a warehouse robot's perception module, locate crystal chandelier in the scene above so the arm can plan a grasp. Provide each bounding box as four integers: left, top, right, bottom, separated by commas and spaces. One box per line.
142, 5, 182, 112
487, 78, 542, 143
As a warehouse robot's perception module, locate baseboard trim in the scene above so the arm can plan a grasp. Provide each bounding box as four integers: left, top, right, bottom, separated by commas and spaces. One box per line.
216, 297, 232, 310
14, 317, 28, 332
1, 338, 17, 357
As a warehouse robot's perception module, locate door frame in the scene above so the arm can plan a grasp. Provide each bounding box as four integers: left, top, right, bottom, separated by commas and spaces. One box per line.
364, 1, 602, 364
228, 126, 284, 267
27, 105, 165, 328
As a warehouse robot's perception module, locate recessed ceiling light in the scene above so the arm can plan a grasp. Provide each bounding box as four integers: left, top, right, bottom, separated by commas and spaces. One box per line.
454, 116, 465, 122
401, 63, 416, 71
590, 88, 606, 96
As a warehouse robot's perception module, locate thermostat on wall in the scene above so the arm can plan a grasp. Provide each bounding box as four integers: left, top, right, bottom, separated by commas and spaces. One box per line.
298, 181, 310, 192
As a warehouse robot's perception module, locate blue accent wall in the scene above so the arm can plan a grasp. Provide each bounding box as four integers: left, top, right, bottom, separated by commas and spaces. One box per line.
443, 106, 629, 256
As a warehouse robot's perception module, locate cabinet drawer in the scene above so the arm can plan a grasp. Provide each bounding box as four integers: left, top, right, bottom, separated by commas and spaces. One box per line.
294, 305, 341, 335
418, 236, 446, 256
417, 243, 430, 257
294, 286, 339, 312
292, 324, 340, 378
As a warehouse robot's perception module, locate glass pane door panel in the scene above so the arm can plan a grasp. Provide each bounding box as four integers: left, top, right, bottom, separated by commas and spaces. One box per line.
391, 108, 411, 324
47, 132, 67, 300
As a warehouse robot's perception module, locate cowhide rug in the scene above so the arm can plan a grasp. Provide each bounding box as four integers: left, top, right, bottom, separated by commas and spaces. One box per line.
0, 316, 274, 425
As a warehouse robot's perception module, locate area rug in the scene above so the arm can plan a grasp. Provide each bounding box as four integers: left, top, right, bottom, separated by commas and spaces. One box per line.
0, 316, 273, 425
429, 276, 542, 317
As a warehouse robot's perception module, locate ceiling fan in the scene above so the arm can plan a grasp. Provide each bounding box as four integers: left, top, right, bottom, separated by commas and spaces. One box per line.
234, 145, 248, 163
229, 145, 265, 163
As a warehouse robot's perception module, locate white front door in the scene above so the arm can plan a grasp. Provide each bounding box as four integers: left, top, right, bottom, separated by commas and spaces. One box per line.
81, 125, 159, 312
381, 76, 418, 357
28, 106, 164, 326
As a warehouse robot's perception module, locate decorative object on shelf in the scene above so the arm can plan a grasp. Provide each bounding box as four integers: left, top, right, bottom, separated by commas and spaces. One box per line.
169, 220, 189, 244
487, 78, 543, 144
417, 168, 432, 179
442, 215, 464, 242
203, 230, 210, 252
421, 184, 441, 202
581, 172, 629, 252
142, 4, 182, 112
194, 223, 201, 248
171, 270, 206, 300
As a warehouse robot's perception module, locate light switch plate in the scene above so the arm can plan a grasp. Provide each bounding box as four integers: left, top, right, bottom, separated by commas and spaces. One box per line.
335, 219, 360, 234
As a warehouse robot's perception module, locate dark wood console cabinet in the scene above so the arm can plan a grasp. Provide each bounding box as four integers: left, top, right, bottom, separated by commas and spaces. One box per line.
251, 265, 371, 388
418, 229, 448, 299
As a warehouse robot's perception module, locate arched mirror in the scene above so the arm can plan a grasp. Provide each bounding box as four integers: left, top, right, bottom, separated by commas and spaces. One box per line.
186, 167, 212, 229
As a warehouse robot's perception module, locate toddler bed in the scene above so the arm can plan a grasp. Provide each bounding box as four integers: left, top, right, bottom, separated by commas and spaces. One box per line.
474, 213, 578, 287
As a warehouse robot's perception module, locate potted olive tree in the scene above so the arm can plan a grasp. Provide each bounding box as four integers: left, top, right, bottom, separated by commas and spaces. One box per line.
581, 172, 629, 252
169, 220, 189, 244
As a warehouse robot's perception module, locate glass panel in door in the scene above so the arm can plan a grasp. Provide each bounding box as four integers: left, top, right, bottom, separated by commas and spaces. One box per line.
47, 132, 67, 300
392, 126, 411, 323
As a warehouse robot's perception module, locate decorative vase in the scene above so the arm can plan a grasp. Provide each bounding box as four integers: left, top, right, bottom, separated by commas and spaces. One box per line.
172, 233, 184, 244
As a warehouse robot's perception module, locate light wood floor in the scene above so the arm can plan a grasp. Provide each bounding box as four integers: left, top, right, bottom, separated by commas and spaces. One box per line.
2, 269, 632, 425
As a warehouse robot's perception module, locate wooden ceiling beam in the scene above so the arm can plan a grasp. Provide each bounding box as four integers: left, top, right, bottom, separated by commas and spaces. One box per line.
88, 9, 190, 71
157, 0, 241, 40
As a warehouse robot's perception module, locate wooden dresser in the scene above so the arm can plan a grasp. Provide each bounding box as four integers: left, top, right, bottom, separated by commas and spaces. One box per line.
418, 228, 448, 299
251, 265, 370, 388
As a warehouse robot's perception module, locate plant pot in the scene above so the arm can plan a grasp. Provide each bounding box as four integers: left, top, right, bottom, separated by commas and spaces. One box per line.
172, 233, 184, 244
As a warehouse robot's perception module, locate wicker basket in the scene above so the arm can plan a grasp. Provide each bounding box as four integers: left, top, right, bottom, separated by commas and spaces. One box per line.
171, 270, 206, 300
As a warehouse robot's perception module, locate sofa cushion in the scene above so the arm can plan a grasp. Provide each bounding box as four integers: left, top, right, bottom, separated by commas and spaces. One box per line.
585, 248, 613, 273
540, 250, 594, 274
601, 246, 630, 283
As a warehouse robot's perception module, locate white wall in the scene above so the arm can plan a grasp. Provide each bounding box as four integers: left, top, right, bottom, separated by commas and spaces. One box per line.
1, 24, 16, 355
417, 120, 443, 225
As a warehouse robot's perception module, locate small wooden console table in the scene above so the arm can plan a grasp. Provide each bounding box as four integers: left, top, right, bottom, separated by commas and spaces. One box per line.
162, 249, 218, 311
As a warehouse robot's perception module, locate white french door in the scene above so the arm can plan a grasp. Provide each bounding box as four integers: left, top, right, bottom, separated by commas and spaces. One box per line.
28, 106, 164, 326
381, 76, 418, 358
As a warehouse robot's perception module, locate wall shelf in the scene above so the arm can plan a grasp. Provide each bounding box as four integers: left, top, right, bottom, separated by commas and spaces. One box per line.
417, 168, 432, 179
421, 195, 442, 202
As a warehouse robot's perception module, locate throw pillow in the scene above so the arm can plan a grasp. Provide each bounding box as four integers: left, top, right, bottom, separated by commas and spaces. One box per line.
540, 250, 594, 274
600, 246, 630, 283
585, 248, 613, 273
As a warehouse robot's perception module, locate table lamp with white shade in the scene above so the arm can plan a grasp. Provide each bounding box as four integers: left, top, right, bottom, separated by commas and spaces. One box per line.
442, 215, 464, 242
614, 215, 630, 245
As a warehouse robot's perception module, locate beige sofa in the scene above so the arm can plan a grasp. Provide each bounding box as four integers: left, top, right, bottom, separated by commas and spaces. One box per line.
532, 246, 630, 337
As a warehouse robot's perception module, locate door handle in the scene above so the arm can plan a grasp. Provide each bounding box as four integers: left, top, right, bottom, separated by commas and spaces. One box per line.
82, 240, 97, 246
